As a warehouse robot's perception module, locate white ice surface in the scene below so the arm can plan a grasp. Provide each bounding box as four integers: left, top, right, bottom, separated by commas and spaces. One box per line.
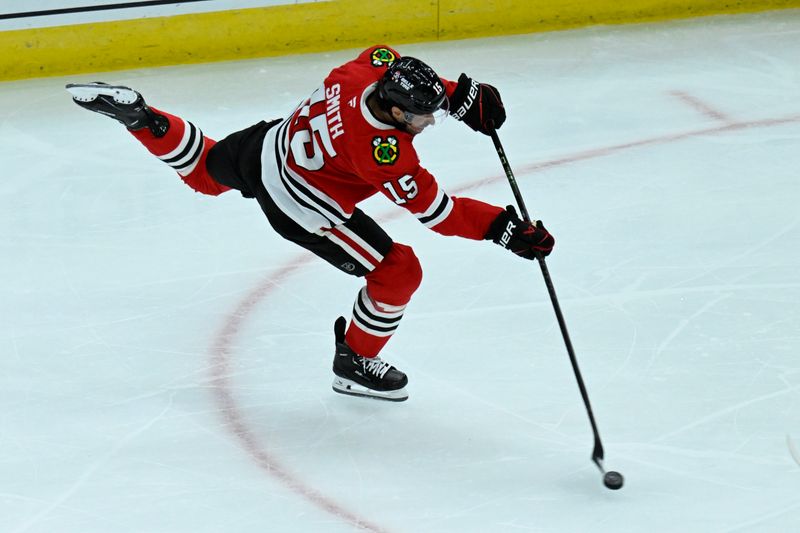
2, 11, 800, 533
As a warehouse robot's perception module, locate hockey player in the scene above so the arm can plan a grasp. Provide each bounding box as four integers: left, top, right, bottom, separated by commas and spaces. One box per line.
66, 45, 554, 402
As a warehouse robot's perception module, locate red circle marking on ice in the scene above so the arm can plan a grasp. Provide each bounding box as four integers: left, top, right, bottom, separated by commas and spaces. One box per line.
209, 255, 391, 533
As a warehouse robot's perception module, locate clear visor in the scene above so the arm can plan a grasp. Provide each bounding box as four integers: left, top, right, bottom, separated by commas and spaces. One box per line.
402, 97, 449, 131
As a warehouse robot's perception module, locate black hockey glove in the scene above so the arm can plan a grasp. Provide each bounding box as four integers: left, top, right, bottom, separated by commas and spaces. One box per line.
449, 73, 506, 135
485, 206, 554, 260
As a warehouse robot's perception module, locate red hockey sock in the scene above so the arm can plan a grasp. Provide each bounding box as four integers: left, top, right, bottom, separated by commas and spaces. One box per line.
129, 107, 231, 196
345, 244, 422, 357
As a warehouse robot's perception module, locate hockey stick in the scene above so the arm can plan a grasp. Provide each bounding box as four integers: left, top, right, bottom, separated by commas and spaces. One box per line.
488, 127, 621, 488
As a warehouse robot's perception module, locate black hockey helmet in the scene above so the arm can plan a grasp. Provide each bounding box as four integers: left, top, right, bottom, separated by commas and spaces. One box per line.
377, 56, 448, 115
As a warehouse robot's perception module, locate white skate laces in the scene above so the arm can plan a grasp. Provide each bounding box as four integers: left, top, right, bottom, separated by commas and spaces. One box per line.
362, 356, 392, 379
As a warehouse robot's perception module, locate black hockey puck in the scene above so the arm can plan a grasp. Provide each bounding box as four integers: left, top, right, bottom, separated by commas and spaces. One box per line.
603, 471, 624, 490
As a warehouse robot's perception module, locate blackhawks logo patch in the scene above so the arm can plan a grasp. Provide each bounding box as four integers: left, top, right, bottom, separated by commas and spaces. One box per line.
372, 136, 398, 165
370, 47, 396, 67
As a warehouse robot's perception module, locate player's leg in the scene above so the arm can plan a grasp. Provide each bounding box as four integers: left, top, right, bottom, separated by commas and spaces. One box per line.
205, 120, 281, 198
66, 82, 231, 196
329, 241, 421, 402
253, 197, 419, 400
300, 209, 423, 355
318, 210, 422, 401
341, 241, 422, 358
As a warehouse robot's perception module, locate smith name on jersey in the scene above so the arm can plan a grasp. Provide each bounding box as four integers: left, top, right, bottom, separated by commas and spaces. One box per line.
259, 45, 502, 242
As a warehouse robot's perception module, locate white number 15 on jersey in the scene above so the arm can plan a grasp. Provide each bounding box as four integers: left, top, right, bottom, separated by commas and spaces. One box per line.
383, 175, 418, 205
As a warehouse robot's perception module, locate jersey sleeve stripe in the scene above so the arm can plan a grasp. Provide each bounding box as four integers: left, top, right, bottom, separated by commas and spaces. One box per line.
417, 187, 446, 219
417, 191, 454, 228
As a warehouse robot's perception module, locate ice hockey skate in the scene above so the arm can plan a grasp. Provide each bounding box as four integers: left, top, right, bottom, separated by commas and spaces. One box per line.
65, 82, 168, 137
331, 317, 408, 402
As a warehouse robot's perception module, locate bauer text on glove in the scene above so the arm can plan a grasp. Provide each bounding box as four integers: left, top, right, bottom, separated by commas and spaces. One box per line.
449, 74, 506, 135
485, 206, 554, 259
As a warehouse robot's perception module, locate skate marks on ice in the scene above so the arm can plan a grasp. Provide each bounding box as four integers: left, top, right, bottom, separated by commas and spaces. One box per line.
208, 254, 392, 533
724, 499, 800, 533
10, 401, 174, 533
652, 383, 800, 445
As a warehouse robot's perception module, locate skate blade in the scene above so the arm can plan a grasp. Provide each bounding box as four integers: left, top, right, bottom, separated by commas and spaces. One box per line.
65, 83, 139, 105
332, 377, 408, 402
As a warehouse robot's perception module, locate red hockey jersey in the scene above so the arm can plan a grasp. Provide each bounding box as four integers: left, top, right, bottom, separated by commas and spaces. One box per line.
258, 45, 502, 239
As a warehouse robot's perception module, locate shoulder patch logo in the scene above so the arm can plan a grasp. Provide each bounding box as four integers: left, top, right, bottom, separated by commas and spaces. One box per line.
371, 48, 396, 67
372, 136, 399, 165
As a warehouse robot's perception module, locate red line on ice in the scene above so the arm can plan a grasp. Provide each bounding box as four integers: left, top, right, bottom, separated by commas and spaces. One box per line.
208, 112, 799, 530
208, 255, 391, 533
670, 90, 732, 123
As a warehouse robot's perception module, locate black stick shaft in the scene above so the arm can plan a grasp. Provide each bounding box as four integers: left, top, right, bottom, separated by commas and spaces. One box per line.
489, 131, 532, 222
489, 129, 606, 469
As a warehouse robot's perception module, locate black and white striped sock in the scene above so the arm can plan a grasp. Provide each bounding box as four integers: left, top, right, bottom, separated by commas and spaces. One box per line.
351, 286, 406, 338
157, 119, 205, 177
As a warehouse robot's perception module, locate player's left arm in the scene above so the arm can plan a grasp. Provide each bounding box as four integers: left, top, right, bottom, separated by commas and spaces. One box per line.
379, 167, 554, 257
380, 166, 502, 240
